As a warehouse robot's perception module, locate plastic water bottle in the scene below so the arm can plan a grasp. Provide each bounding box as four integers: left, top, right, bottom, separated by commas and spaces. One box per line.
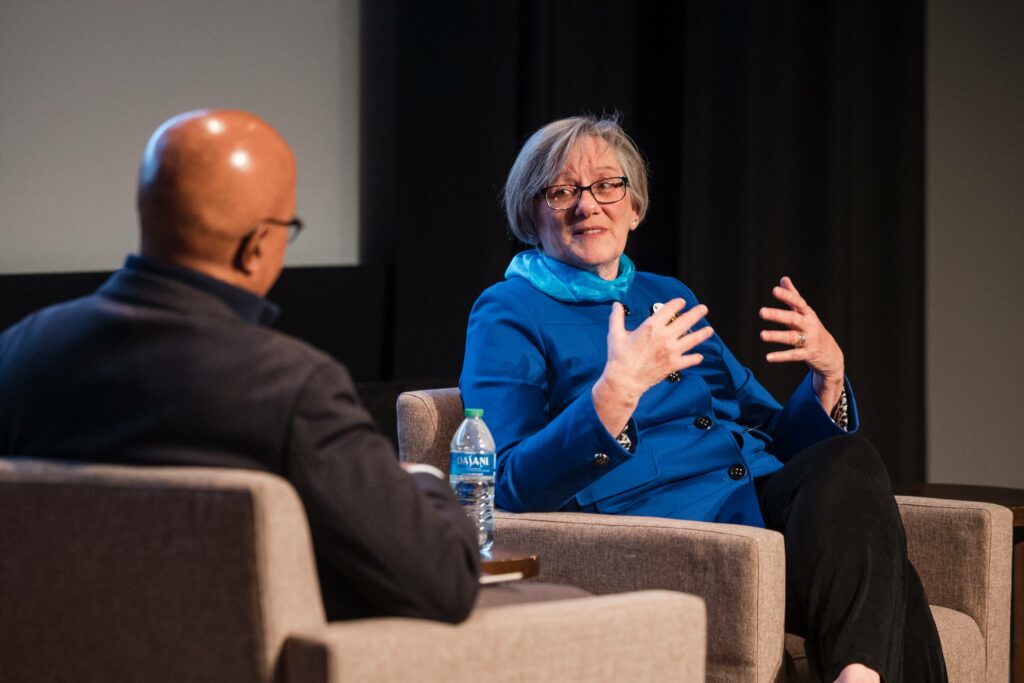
449, 408, 495, 553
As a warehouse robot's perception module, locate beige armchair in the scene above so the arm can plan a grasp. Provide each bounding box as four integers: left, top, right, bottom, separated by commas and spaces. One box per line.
0, 457, 707, 683
397, 387, 1013, 683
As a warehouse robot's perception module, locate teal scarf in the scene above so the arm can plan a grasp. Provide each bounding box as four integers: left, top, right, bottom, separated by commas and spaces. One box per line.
505, 249, 635, 303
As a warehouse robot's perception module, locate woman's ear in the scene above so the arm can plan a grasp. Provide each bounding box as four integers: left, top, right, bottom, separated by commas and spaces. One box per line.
629, 197, 641, 230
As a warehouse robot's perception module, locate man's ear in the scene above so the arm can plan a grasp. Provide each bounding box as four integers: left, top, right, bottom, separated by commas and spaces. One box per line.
233, 225, 269, 276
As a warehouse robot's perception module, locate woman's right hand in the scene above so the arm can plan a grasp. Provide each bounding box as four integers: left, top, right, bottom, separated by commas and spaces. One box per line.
592, 299, 713, 436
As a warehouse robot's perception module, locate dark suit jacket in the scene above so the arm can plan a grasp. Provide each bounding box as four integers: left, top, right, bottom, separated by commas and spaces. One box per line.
0, 257, 480, 622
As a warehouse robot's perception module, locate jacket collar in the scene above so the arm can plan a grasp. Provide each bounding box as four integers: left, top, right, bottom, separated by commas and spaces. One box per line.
98, 255, 280, 326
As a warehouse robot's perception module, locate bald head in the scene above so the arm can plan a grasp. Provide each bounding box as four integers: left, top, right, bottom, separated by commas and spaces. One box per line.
137, 109, 297, 294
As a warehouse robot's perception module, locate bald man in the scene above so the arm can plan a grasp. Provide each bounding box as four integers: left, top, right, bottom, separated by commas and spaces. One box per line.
0, 110, 480, 623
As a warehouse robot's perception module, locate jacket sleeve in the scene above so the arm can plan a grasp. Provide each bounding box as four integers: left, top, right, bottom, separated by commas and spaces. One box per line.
285, 360, 480, 623
767, 371, 860, 460
460, 287, 634, 513
712, 330, 860, 461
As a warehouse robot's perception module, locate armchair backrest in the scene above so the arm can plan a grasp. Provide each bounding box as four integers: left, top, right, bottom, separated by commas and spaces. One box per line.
396, 387, 464, 470
0, 458, 326, 683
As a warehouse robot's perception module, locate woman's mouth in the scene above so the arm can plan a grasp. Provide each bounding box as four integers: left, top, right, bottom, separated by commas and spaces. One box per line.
573, 227, 605, 237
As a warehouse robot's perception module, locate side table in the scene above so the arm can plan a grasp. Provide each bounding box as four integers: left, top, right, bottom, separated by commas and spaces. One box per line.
895, 483, 1024, 682
479, 544, 539, 584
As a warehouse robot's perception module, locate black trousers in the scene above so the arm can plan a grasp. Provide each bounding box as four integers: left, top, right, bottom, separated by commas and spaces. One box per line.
755, 435, 947, 683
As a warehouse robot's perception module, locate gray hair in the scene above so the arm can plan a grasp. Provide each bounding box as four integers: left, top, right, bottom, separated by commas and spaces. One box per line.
502, 115, 650, 245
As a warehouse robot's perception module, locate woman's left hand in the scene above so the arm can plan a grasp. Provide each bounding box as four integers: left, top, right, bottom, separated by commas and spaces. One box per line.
759, 276, 845, 411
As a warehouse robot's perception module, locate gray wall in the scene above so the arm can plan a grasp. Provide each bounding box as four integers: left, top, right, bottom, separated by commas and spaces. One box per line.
926, 0, 1024, 486
0, 0, 359, 274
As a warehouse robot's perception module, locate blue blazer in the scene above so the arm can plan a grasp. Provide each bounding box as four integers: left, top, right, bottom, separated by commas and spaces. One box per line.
460, 271, 858, 527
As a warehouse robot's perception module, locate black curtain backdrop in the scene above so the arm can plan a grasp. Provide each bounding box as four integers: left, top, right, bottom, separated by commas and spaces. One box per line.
359, 1, 924, 483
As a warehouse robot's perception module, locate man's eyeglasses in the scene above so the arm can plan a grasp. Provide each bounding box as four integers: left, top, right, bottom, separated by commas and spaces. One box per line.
245, 216, 304, 243
539, 176, 629, 211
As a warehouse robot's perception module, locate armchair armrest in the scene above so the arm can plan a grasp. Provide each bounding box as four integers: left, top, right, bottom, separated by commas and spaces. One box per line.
495, 510, 785, 683
281, 590, 706, 682
896, 495, 1012, 683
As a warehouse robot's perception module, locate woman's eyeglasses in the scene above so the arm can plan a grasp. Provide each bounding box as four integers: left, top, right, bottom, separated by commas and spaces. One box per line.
539, 177, 629, 211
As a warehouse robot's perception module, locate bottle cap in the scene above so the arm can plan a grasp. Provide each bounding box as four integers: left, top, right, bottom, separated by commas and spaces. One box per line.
463, 408, 484, 418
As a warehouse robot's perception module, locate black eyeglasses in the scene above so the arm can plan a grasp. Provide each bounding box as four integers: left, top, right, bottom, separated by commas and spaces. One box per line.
539, 176, 629, 211
244, 216, 304, 243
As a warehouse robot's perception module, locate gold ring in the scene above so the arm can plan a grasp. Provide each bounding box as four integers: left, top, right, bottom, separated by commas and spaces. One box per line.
795, 333, 806, 348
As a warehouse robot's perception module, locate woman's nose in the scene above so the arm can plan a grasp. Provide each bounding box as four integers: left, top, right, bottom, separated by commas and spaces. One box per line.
575, 187, 600, 214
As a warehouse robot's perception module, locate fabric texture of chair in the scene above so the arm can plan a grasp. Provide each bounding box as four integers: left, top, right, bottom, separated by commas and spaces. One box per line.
0, 457, 707, 682
396, 387, 1013, 683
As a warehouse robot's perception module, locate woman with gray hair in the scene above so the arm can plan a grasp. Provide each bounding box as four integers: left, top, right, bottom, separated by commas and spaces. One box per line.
460, 115, 945, 683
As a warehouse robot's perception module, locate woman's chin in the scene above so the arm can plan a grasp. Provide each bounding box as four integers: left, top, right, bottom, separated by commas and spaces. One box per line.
574, 249, 620, 270
574, 256, 621, 279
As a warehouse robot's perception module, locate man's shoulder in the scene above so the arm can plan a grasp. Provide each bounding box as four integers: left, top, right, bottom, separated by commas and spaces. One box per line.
1, 277, 338, 376
1, 293, 103, 341
103, 266, 337, 366
251, 321, 339, 370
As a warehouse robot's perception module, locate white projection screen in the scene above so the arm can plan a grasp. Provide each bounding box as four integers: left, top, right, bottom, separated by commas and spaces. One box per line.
0, 0, 359, 274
